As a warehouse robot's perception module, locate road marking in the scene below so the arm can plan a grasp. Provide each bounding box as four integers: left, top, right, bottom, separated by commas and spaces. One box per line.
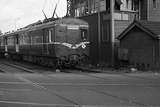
16, 75, 80, 106
0, 88, 32, 91
0, 81, 159, 87
0, 100, 79, 107
0, 82, 28, 84
87, 89, 148, 107
3, 62, 34, 73
40, 83, 130, 86
0, 81, 133, 86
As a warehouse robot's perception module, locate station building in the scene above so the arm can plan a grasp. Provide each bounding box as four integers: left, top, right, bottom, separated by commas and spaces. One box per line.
117, 20, 160, 69
67, 0, 160, 66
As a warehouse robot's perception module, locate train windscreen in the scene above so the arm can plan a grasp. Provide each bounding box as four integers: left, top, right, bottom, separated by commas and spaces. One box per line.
81, 29, 88, 41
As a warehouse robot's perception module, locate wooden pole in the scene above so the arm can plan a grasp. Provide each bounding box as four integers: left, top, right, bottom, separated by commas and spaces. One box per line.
98, 0, 101, 64
110, 0, 115, 66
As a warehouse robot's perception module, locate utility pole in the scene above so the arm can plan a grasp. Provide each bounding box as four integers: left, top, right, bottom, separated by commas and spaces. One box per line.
98, 0, 101, 64
110, 0, 115, 66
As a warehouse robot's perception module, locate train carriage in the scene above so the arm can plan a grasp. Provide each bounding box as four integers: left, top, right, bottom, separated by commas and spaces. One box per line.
0, 36, 5, 57
1, 32, 19, 59
0, 18, 90, 67
19, 31, 31, 55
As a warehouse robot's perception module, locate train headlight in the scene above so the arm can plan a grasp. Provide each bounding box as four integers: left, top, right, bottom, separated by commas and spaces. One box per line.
82, 44, 86, 49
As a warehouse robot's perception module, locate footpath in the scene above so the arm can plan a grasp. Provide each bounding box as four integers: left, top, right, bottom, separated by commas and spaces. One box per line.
76, 65, 160, 74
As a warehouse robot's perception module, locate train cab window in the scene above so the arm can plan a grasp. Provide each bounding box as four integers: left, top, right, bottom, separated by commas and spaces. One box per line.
81, 29, 88, 41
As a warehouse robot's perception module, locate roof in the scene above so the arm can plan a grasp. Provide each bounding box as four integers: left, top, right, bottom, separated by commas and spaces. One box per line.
117, 20, 160, 40
2, 18, 89, 37
54, 18, 89, 25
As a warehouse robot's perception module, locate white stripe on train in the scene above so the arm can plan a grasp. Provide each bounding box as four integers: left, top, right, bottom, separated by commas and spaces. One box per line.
4, 41, 90, 50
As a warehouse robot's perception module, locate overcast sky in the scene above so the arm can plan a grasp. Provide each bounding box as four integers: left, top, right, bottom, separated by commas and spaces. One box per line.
0, 0, 67, 33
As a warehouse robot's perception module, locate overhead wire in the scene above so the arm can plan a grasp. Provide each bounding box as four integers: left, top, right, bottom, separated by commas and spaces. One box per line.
42, 0, 48, 10
42, 0, 48, 19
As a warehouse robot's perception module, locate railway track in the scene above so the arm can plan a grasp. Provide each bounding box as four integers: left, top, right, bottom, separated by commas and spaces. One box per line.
86, 88, 148, 107
0, 61, 35, 73
0, 59, 159, 84
1, 60, 159, 90
0, 60, 159, 106
0, 60, 82, 74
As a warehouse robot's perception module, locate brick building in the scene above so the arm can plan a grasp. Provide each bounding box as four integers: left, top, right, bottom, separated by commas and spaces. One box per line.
67, 0, 160, 66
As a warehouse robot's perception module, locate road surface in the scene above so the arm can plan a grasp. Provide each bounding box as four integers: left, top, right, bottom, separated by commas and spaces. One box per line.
0, 70, 159, 107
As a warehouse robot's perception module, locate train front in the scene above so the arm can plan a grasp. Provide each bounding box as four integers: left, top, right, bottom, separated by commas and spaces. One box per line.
54, 18, 90, 66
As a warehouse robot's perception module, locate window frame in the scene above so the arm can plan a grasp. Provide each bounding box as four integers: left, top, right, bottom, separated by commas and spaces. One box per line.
80, 29, 88, 41
153, 0, 157, 8
48, 28, 55, 43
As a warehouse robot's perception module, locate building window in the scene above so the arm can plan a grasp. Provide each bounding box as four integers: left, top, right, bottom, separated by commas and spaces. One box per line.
75, 1, 89, 17
115, 0, 139, 11
74, 0, 106, 17
153, 0, 157, 8
115, 0, 122, 10
114, 13, 129, 20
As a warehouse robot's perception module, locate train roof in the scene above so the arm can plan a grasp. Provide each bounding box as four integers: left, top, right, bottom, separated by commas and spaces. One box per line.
2, 18, 89, 37
54, 18, 89, 25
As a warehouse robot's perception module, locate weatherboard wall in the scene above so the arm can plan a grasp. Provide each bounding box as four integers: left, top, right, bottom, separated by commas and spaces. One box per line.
119, 26, 160, 69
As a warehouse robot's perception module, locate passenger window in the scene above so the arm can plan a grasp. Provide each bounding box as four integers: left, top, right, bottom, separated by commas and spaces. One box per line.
20, 33, 30, 45
49, 30, 52, 43
7, 36, 14, 46
15, 35, 19, 44
81, 29, 88, 41
48, 28, 55, 43
5, 38, 7, 45
0, 39, 1, 46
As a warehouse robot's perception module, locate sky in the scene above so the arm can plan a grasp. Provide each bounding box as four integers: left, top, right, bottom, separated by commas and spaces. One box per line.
0, 0, 67, 33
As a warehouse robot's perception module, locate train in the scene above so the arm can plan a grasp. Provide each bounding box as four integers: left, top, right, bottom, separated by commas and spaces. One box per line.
0, 18, 90, 68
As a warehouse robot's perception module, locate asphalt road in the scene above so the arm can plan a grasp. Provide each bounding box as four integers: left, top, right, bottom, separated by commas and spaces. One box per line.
0, 72, 159, 107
